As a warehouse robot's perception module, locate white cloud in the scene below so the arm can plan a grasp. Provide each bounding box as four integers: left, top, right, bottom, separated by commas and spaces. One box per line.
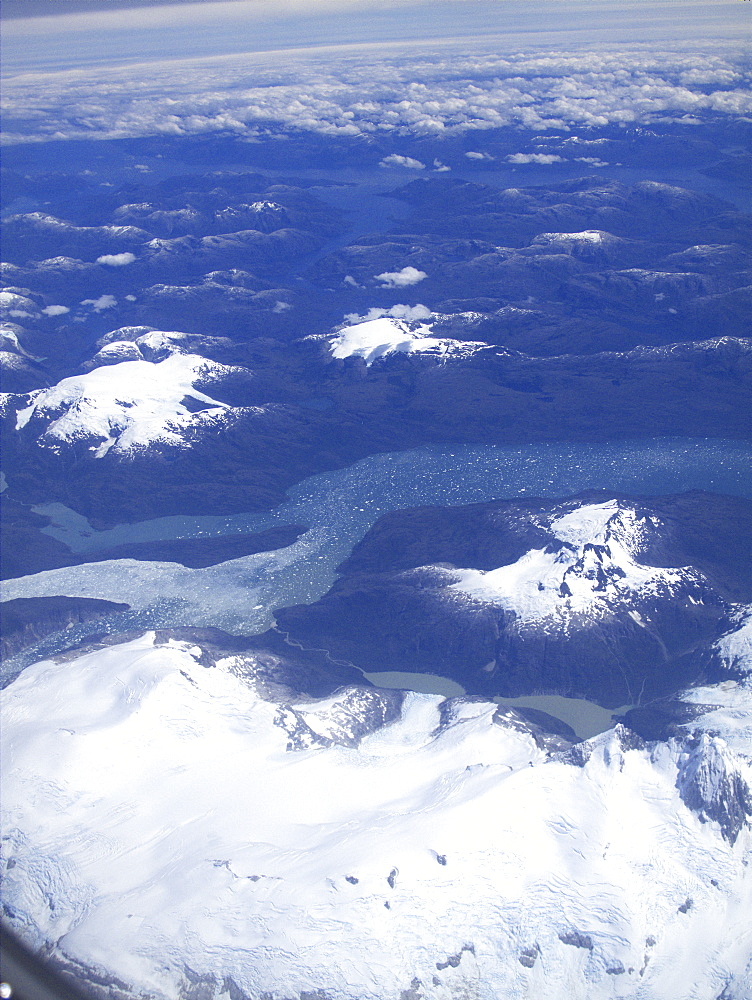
344, 304, 432, 323
42, 305, 70, 316
81, 295, 118, 312
433, 159, 451, 171
379, 154, 426, 169
507, 152, 566, 164
465, 151, 494, 160
96, 252, 136, 266
375, 266, 427, 288
575, 156, 608, 167
273, 300, 291, 313
385, 303, 432, 321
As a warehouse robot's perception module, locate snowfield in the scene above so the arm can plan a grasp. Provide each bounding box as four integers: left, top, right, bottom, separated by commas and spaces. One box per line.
450, 501, 696, 622
13, 354, 243, 457
680, 611, 752, 754
2, 631, 751, 1000
329, 316, 486, 366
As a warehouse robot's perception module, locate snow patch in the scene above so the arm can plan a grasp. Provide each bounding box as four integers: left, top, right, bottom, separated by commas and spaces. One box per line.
677, 611, 752, 754
533, 230, 610, 245
714, 611, 752, 674
250, 200, 283, 212
0, 291, 39, 317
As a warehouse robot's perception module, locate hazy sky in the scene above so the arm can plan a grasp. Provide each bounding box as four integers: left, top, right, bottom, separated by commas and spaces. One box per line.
2, 0, 747, 75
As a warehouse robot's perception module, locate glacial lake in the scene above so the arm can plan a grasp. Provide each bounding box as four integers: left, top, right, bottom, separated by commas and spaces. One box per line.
361, 670, 628, 740
3, 436, 750, 692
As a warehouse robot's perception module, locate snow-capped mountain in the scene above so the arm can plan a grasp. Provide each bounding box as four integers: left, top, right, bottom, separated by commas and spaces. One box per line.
449, 500, 704, 622
276, 492, 750, 707
0, 213, 151, 263
1, 630, 750, 1000
112, 200, 291, 237
326, 315, 488, 365
13, 353, 247, 457
86, 326, 238, 368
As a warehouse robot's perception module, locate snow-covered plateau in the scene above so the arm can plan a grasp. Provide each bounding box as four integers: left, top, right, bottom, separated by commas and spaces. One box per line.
2, 630, 751, 1000
13, 353, 247, 457
328, 316, 487, 366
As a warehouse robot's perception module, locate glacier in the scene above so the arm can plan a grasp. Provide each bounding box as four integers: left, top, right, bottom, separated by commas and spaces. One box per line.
449, 501, 691, 620
328, 316, 486, 365
14, 353, 245, 458
2, 630, 751, 1000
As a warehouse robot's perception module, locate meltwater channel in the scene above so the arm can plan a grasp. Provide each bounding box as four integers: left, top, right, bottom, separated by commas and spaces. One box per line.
2, 436, 750, 681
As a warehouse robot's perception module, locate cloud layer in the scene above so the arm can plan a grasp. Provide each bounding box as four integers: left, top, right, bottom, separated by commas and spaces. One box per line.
2, 41, 750, 145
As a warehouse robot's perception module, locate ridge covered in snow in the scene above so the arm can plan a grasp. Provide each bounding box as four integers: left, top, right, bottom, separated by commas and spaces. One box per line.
329, 316, 487, 366
531, 230, 613, 245
672, 612, 752, 757
1, 631, 750, 1000
450, 501, 687, 622
13, 354, 245, 457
